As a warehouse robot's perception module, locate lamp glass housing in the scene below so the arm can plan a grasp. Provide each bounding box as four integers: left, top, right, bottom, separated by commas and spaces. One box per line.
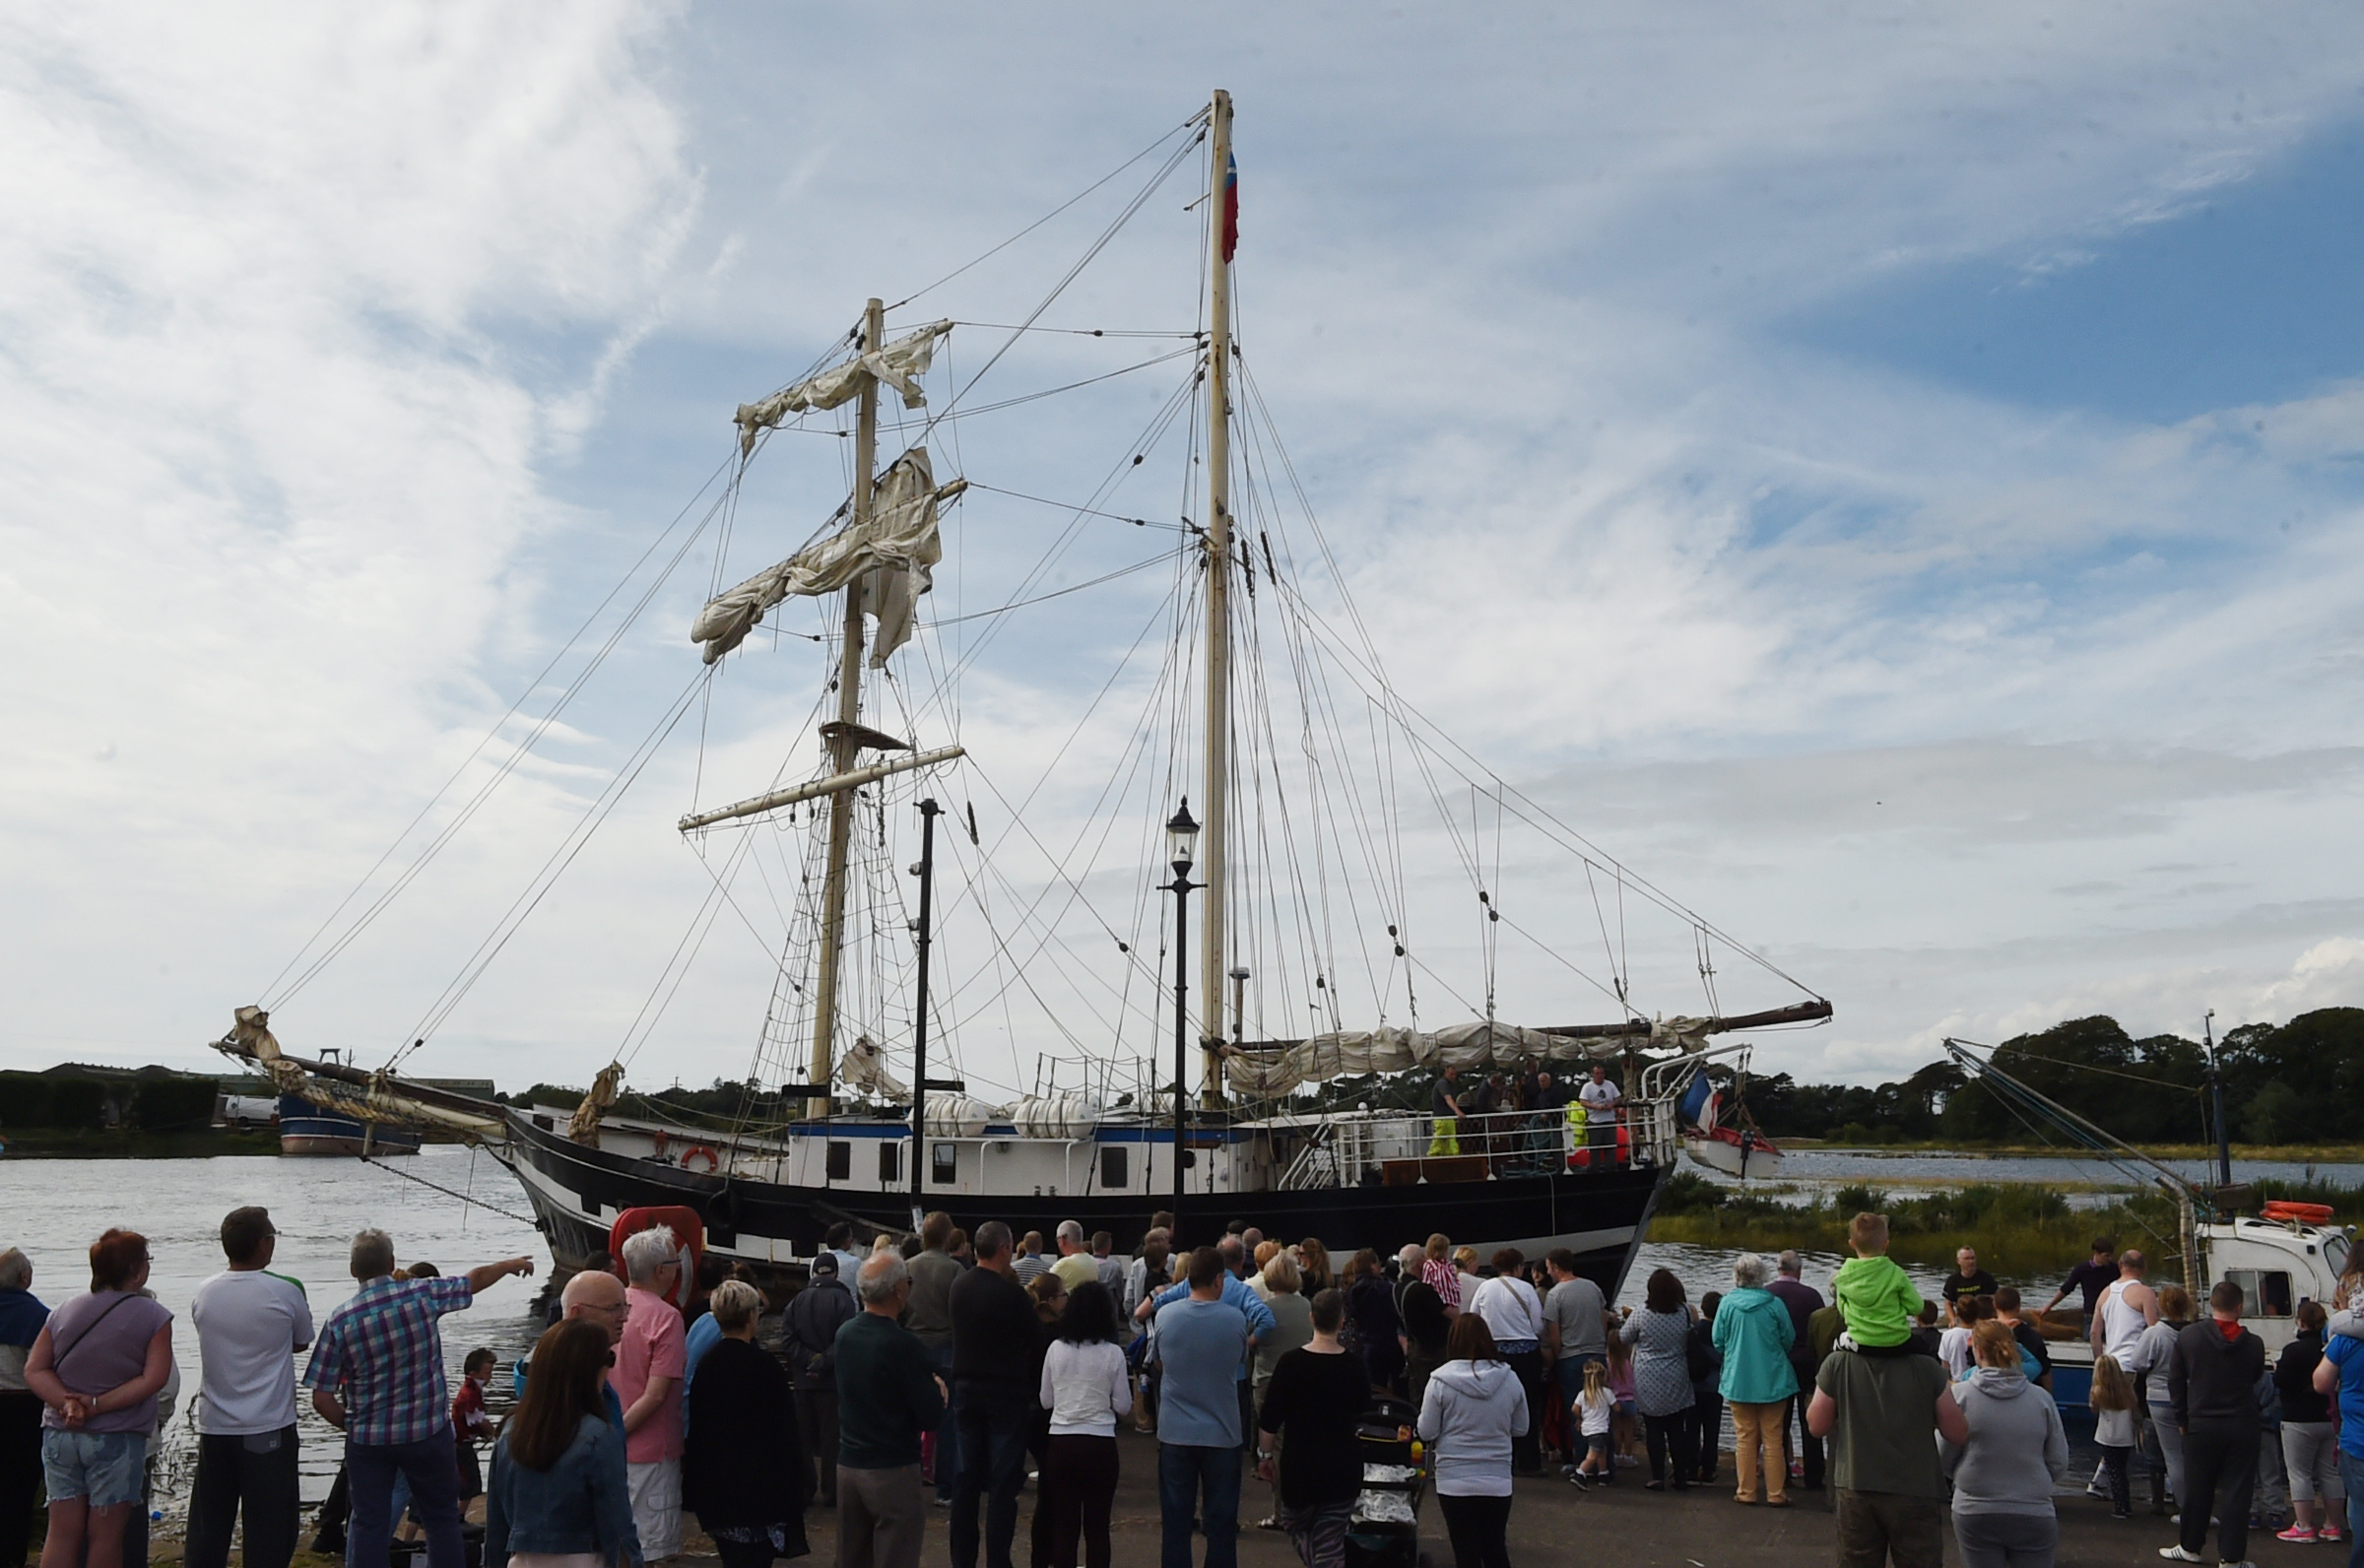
1165, 800, 1199, 877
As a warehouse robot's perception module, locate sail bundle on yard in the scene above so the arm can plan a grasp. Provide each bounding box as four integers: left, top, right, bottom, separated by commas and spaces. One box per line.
733, 320, 952, 455
691, 447, 959, 665
1217, 1015, 1713, 1097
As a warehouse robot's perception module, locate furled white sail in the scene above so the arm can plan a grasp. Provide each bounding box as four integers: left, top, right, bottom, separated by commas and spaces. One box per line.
1217, 1016, 1712, 1097
834, 1034, 910, 1101
691, 448, 949, 665
733, 320, 953, 456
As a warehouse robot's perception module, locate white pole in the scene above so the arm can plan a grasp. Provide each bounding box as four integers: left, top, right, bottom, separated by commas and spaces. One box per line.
1200, 89, 1234, 1111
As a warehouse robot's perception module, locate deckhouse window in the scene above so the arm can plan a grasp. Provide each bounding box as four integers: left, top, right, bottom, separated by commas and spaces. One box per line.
933, 1143, 957, 1184
1100, 1146, 1128, 1190
880, 1142, 901, 1184
825, 1141, 850, 1181
2224, 1268, 2293, 1318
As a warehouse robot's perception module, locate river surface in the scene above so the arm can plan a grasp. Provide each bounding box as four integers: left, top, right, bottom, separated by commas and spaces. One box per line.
1697, 1145, 2364, 1206
0, 1146, 2151, 1522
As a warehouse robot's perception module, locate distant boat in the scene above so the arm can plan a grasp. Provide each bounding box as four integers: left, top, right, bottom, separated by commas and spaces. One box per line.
275, 1048, 422, 1156
1676, 1067, 1784, 1178
279, 1094, 423, 1155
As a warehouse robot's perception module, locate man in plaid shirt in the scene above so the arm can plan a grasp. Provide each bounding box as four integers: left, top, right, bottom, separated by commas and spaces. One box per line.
306, 1230, 534, 1568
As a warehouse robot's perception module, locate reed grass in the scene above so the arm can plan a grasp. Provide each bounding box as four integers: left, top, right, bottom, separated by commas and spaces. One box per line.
1647, 1172, 2361, 1275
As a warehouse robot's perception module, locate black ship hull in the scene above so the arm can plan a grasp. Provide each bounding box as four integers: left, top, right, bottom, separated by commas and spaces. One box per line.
501, 1109, 1669, 1295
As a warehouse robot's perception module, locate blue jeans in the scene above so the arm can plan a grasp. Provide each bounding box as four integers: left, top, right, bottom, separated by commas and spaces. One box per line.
345, 1427, 462, 1568
2340, 1449, 2364, 1568
950, 1383, 1032, 1568
38, 1429, 147, 1509
1157, 1443, 1239, 1568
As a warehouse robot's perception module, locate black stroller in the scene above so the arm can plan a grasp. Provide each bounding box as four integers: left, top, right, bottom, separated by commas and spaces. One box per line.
1346, 1395, 1430, 1568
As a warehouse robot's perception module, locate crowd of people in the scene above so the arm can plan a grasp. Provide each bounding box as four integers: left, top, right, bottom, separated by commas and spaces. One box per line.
9, 1196, 2364, 1568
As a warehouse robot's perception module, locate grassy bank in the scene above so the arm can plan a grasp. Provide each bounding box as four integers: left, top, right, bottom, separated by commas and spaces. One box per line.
1647, 1172, 2362, 1275
0, 1127, 283, 1158
1795, 1140, 2364, 1163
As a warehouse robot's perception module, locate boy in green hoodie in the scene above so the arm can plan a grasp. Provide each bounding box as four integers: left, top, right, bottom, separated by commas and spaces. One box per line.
1830, 1211, 1923, 1348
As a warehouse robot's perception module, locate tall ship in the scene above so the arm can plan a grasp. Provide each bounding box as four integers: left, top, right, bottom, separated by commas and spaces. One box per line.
219, 92, 1829, 1291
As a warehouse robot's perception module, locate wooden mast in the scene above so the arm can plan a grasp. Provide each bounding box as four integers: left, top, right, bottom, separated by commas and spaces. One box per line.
809, 296, 886, 1111
1199, 90, 1235, 1110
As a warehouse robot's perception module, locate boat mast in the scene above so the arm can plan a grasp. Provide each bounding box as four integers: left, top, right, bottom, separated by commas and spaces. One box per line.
1199, 89, 1234, 1110
809, 295, 886, 1112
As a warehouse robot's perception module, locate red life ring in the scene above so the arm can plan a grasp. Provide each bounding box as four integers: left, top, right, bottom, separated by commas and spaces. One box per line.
2263, 1201, 2334, 1225
680, 1143, 720, 1175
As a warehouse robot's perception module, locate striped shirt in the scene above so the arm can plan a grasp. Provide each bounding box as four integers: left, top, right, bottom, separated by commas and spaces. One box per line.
1421, 1258, 1462, 1314
303, 1276, 473, 1446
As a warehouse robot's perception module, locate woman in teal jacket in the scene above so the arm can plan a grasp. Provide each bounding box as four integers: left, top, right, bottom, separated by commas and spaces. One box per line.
1711, 1254, 1798, 1507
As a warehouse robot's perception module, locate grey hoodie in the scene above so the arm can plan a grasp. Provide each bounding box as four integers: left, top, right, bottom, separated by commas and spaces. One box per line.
1415, 1357, 1529, 1497
1939, 1367, 2069, 1516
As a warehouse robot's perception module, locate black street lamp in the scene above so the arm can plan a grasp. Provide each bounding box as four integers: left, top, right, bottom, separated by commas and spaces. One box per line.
1164, 800, 1201, 1247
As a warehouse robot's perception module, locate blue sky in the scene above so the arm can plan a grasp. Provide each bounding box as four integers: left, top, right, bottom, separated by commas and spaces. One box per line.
4, 2, 2362, 1099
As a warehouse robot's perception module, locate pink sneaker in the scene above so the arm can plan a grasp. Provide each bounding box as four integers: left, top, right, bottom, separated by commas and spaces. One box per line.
2278, 1526, 2318, 1544
2321, 1526, 2344, 1543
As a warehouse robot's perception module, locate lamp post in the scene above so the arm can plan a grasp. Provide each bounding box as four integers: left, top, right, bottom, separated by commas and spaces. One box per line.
1164, 800, 1201, 1248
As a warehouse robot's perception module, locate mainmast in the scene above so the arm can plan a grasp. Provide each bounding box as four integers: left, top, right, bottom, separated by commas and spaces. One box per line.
1198, 89, 1235, 1110
809, 296, 886, 1109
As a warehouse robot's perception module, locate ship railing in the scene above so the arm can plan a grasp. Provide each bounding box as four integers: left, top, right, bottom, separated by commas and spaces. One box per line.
1626, 1098, 1680, 1167
1278, 1121, 1343, 1190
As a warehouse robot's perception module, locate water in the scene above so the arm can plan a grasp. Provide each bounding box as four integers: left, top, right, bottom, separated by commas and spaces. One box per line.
1723, 1146, 2364, 1196
0, 1146, 551, 1523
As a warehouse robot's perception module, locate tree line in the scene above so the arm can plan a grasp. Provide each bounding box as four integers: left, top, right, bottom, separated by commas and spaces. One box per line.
1734, 1007, 2364, 1146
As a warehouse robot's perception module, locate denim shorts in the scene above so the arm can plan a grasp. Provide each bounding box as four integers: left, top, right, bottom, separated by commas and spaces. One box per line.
41, 1428, 149, 1508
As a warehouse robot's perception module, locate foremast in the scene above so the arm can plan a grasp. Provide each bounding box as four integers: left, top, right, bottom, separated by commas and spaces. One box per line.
810, 297, 887, 1111
1199, 88, 1236, 1110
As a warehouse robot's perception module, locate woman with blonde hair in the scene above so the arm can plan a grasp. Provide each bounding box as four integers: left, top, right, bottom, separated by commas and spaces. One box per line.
1941, 1319, 2069, 1566
2089, 1354, 2136, 1520
1249, 1241, 1283, 1303
684, 1281, 809, 1566
1254, 1256, 1315, 1416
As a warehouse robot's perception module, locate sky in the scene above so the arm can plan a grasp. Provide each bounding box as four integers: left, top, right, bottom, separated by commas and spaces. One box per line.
4, 2, 2362, 1103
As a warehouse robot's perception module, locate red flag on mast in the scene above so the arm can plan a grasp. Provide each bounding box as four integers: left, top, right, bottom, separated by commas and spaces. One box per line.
1219, 152, 1239, 263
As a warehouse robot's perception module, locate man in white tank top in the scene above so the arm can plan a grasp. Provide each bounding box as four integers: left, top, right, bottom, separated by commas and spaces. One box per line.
2087, 1250, 2159, 1498
2092, 1249, 2158, 1363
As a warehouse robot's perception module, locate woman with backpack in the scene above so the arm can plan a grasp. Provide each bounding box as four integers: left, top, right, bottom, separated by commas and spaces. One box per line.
784, 1256, 858, 1509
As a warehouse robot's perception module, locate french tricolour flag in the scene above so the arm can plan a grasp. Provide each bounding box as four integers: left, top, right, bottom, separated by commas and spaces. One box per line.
1219, 152, 1239, 264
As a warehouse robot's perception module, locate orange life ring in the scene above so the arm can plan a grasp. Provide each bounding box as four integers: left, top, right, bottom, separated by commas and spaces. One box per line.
2263, 1200, 2333, 1225
680, 1143, 720, 1175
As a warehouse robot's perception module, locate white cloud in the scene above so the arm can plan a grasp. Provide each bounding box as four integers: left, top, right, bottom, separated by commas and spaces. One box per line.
5, 2, 2364, 1107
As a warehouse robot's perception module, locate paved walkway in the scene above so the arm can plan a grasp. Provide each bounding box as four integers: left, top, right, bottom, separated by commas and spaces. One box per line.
776, 1429, 2200, 1568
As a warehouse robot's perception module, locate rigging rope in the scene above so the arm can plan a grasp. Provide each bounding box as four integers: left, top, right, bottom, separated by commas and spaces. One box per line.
360, 1153, 539, 1228
266, 446, 739, 1011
